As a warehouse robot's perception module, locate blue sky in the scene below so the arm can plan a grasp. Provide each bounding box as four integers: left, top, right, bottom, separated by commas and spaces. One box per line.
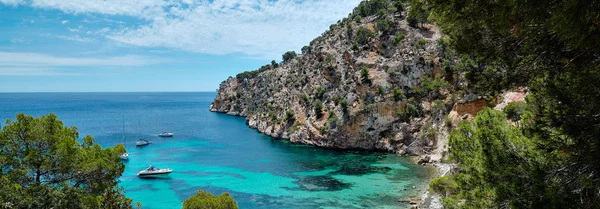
0, 0, 361, 92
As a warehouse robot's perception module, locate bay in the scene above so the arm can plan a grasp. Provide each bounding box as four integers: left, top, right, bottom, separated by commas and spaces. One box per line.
0, 92, 430, 209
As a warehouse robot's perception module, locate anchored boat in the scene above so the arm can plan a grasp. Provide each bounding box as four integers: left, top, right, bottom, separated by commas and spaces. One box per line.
137, 165, 172, 177
158, 132, 174, 137
136, 139, 151, 146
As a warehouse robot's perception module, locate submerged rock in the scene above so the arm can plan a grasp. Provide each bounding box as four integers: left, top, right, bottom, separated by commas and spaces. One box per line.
295, 175, 351, 191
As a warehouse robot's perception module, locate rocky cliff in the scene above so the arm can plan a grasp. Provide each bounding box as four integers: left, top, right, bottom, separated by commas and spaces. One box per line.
210, 3, 451, 159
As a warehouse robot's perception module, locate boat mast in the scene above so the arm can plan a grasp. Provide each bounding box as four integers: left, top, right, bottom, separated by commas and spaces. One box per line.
122, 115, 126, 147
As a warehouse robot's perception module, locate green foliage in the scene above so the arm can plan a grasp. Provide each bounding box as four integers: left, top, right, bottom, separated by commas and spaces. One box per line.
288, 122, 302, 132
282, 51, 297, 63
376, 19, 394, 34
353, 15, 361, 23
355, 0, 391, 17
182, 190, 238, 209
236, 64, 273, 80
393, 0, 405, 12
301, 46, 310, 54
392, 33, 405, 45
392, 87, 405, 101
285, 110, 295, 122
314, 101, 324, 119
503, 101, 527, 122
430, 176, 458, 196
396, 103, 418, 122
355, 27, 374, 45
364, 103, 377, 112
351, 42, 359, 51
444, 115, 452, 127
315, 87, 326, 100
340, 99, 349, 113
0, 113, 132, 209
376, 9, 388, 19
324, 53, 336, 65
360, 67, 370, 83
424, 0, 600, 206
441, 109, 550, 208
318, 126, 328, 135
416, 39, 427, 47
300, 94, 310, 104
377, 85, 385, 96
410, 76, 450, 100
407, 0, 429, 27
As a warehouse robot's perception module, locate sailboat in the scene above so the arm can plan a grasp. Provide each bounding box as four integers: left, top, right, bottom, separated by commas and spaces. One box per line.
120, 116, 130, 160
136, 119, 151, 147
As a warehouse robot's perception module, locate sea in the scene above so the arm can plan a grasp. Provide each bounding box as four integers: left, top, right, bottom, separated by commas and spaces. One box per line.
0, 92, 431, 209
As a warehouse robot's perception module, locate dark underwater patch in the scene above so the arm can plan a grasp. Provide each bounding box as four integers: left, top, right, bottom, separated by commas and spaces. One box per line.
329, 164, 392, 176
289, 175, 352, 191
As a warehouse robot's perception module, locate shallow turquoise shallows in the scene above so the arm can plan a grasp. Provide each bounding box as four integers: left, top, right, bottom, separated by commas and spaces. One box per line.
0, 92, 430, 209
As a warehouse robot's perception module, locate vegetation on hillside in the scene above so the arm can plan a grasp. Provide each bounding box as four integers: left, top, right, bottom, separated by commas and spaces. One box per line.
0, 113, 133, 208
424, 0, 600, 207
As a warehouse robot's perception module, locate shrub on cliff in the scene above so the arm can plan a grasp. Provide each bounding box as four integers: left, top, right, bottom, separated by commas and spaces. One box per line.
360, 67, 370, 83
285, 110, 295, 122
437, 109, 547, 208
503, 101, 527, 122
407, 0, 429, 28
376, 19, 394, 34
425, 0, 600, 205
355, 27, 374, 45
355, 0, 391, 17
392, 33, 405, 45
301, 46, 310, 54
282, 51, 297, 63
182, 190, 238, 209
314, 101, 324, 119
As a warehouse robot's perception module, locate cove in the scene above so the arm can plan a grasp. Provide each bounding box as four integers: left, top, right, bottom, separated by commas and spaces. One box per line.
0, 92, 431, 209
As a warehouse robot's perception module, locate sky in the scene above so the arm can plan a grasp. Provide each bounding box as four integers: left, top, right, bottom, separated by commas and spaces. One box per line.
0, 0, 361, 92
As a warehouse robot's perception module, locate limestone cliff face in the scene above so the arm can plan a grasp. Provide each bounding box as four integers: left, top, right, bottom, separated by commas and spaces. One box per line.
211, 10, 447, 156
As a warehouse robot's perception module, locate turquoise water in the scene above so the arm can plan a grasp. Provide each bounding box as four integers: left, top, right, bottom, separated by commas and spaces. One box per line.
0, 92, 430, 209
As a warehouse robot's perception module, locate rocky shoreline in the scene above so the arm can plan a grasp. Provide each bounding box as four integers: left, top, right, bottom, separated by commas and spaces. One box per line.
211, 107, 450, 209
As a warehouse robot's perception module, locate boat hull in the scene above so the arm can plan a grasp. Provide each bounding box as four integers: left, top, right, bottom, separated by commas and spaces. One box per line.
137, 170, 172, 178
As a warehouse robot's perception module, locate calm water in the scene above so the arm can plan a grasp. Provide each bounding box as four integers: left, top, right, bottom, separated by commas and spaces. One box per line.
0, 92, 430, 209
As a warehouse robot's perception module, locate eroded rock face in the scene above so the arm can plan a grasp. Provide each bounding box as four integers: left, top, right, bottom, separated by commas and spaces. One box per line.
210, 12, 445, 155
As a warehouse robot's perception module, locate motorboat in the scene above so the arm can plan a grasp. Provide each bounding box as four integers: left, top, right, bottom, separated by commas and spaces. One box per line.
137, 165, 172, 177
136, 139, 151, 146
158, 132, 174, 137
120, 152, 129, 160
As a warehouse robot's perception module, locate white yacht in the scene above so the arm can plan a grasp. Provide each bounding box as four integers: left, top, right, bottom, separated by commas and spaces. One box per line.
158, 132, 174, 137
137, 165, 172, 177
136, 139, 151, 146
120, 152, 129, 160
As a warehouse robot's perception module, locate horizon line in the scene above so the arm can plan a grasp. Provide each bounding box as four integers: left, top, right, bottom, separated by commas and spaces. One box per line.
0, 91, 217, 93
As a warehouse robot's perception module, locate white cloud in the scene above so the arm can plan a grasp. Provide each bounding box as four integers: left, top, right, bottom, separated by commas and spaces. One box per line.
61, 20, 69, 24
109, 0, 361, 58
0, 0, 24, 6
10, 38, 27, 43
0, 52, 168, 69
3, 0, 362, 58
0, 67, 80, 76
53, 34, 95, 42
29, 0, 168, 19
0, 52, 167, 76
